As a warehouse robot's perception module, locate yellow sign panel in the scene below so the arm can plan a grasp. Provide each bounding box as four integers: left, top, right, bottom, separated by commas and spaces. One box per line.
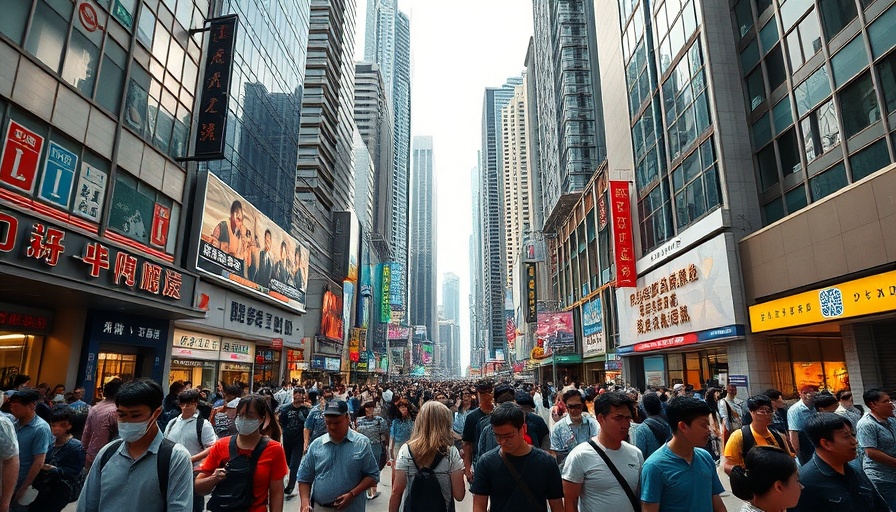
749, 270, 896, 332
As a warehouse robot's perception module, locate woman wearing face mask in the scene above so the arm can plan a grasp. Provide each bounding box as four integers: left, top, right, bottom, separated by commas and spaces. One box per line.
196, 394, 288, 512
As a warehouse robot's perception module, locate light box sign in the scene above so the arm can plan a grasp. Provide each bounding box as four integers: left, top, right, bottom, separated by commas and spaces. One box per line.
192, 172, 310, 313
193, 15, 238, 160
536, 311, 574, 355
749, 269, 896, 333
610, 181, 636, 287
525, 263, 537, 323
582, 296, 605, 357
380, 263, 391, 322
616, 233, 740, 347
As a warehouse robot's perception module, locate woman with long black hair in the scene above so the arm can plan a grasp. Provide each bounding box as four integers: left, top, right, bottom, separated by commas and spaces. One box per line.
729, 445, 802, 512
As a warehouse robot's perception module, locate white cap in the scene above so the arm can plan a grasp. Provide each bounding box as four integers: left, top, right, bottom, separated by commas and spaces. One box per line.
673, 383, 683, 391
382, 389, 393, 402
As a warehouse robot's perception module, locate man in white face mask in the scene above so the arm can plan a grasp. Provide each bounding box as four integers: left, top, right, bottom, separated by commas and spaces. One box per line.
76, 379, 195, 512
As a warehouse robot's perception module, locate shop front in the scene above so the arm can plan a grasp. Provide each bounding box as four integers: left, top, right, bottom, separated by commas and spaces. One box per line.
617, 233, 747, 392
254, 343, 281, 388
169, 328, 220, 390
748, 269, 896, 396
285, 341, 310, 383
219, 339, 254, 388
0, 304, 53, 389
308, 354, 342, 385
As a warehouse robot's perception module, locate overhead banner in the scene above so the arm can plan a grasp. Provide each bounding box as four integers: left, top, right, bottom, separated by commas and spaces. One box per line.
192, 172, 309, 313
536, 311, 574, 355
749, 269, 896, 333
610, 181, 636, 287
193, 15, 238, 160
582, 296, 606, 357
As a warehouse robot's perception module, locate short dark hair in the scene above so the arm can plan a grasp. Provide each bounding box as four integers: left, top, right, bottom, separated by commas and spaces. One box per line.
594, 391, 635, 418
223, 384, 242, 398
746, 395, 772, 412
308, 390, 319, 403
103, 378, 123, 400
836, 390, 852, 401
730, 446, 798, 501
562, 389, 583, 404
764, 388, 783, 401
804, 412, 852, 448
116, 379, 163, 411
814, 392, 838, 411
177, 388, 201, 404
666, 396, 712, 433
169, 380, 186, 395
863, 387, 888, 407
293, 387, 306, 395
11, 374, 30, 388
641, 393, 663, 416
490, 402, 525, 429
49, 407, 74, 426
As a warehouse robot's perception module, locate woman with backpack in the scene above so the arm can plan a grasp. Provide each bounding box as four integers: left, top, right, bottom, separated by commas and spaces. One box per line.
210, 384, 243, 437
196, 394, 288, 512
388, 401, 465, 512
30, 408, 85, 512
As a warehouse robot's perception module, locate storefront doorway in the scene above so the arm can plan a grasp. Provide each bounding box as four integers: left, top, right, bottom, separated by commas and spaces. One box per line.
0, 334, 39, 389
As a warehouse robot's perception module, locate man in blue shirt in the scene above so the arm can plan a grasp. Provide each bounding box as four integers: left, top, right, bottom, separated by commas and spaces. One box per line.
297, 400, 379, 512
788, 384, 818, 465
640, 396, 726, 512
857, 388, 896, 510
8, 389, 51, 510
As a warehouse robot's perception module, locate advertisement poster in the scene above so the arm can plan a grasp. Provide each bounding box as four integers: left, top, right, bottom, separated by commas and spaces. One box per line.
582, 297, 606, 357
320, 290, 344, 341
535, 311, 575, 355
194, 172, 310, 313
73, 163, 107, 222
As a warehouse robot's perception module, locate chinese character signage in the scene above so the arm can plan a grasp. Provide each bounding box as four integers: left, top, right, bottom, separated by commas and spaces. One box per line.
610, 181, 636, 287
749, 269, 896, 333
615, 233, 740, 348
193, 15, 238, 160
172, 328, 220, 360
380, 263, 391, 323
73, 163, 106, 223
389, 261, 404, 309
38, 143, 78, 209
192, 172, 310, 313
221, 338, 255, 363
0, 207, 195, 309
0, 303, 53, 335
89, 313, 169, 346
524, 263, 537, 323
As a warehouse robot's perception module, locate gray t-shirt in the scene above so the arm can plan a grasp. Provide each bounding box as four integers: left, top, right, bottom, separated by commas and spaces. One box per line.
395, 444, 464, 511
561, 439, 643, 512
857, 414, 896, 482
0, 415, 18, 489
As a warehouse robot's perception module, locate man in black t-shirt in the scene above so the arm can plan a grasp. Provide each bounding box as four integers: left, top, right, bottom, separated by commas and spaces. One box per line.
471, 402, 564, 512
463, 380, 495, 483
279, 387, 309, 497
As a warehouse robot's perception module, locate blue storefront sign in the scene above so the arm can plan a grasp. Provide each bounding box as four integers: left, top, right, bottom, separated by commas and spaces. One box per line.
38, 142, 77, 208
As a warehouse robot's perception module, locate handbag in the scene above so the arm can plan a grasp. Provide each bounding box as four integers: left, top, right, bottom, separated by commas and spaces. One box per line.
587, 440, 640, 512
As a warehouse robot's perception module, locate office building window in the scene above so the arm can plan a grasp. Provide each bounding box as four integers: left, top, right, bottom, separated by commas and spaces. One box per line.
795, 65, 832, 116
773, 96, 793, 133
672, 137, 721, 228
767, 46, 788, 91
663, 40, 710, 160
779, 128, 802, 175
24, 0, 73, 73
785, 8, 823, 71
742, 39, 761, 73
756, 0, 773, 17
752, 113, 773, 148
760, 17, 780, 54
832, 36, 870, 88
1, 0, 32, 44
734, 0, 753, 38
801, 99, 840, 163
137, 3, 156, 48
880, 50, 896, 115
763, 197, 785, 224
868, 3, 896, 58
809, 162, 848, 200
747, 68, 766, 110
780, 0, 814, 32
849, 138, 891, 181
62, 10, 104, 96
839, 72, 880, 138
638, 181, 674, 252
96, 40, 128, 115
819, 0, 857, 40
785, 185, 808, 213
757, 144, 779, 190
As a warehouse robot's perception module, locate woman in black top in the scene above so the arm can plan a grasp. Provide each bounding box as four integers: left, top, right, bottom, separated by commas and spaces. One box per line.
32, 408, 86, 512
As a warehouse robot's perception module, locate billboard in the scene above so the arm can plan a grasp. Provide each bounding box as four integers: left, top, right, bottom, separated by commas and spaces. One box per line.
582, 297, 606, 357
332, 211, 359, 282
380, 263, 391, 322
193, 172, 309, 313
320, 290, 344, 341
387, 325, 410, 340
536, 311, 575, 354
389, 261, 404, 308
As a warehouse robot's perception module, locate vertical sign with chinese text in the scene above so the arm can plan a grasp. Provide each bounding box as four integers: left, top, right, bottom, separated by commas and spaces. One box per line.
0, 121, 44, 194
525, 263, 537, 323
610, 181, 636, 287
193, 15, 238, 160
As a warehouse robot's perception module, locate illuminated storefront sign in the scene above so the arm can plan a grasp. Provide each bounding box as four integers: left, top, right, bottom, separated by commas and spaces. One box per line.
749, 270, 896, 333
610, 181, 636, 287
525, 263, 537, 323
193, 15, 238, 160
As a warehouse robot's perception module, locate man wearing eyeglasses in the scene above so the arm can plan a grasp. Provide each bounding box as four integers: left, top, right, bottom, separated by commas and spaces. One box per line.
549, 389, 599, 468
857, 387, 896, 511
722, 394, 792, 475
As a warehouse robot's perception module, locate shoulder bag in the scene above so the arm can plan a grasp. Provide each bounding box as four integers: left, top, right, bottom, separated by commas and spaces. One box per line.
587, 440, 640, 512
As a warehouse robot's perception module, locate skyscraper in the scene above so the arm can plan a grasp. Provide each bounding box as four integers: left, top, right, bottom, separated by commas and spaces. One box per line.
442, 272, 461, 378
365, 0, 411, 313
501, 81, 533, 287
532, 0, 607, 233
410, 136, 437, 343
480, 76, 523, 359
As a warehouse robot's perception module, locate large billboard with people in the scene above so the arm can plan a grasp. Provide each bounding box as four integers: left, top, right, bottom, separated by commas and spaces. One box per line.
192, 171, 310, 313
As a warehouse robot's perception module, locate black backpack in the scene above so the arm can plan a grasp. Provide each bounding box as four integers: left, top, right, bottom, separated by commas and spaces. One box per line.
207, 436, 270, 512
404, 446, 447, 512
98, 438, 175, 508
642, 416, 672, 445
740, 425, 787, 460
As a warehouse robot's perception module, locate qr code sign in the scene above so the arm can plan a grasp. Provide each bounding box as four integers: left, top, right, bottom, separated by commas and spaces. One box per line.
819, 288, 844, 318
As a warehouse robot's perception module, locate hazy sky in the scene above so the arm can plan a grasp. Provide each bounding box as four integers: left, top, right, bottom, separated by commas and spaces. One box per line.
355, 0, 534, 372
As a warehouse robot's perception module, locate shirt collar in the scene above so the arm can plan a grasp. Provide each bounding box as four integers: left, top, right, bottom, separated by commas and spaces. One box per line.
120, 430, 165, 459
564, 414, 588, 426
324, 428, 359, 445
811, 453, 846, 477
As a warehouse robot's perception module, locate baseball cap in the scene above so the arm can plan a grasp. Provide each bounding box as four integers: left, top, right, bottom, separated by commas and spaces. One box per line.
9, 388, 41, 404
322, 399, 348, 416
673, 383, 683, 391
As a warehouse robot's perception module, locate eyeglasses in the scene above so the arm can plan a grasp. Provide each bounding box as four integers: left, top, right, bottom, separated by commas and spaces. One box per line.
752, 408, 773, 415
567, 403, 584, 410
494, 430, 520, 441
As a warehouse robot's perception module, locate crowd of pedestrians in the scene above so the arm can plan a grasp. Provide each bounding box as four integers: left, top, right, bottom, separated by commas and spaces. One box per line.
0, 374, 894, 512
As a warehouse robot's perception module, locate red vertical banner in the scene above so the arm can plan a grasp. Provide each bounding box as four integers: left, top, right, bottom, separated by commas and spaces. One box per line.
610, 181, 637, 287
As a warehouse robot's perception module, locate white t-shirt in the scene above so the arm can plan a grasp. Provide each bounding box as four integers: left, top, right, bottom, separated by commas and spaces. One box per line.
164, 413, 218, 468
561, 439, 643, 512
395, 444, 464, 510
